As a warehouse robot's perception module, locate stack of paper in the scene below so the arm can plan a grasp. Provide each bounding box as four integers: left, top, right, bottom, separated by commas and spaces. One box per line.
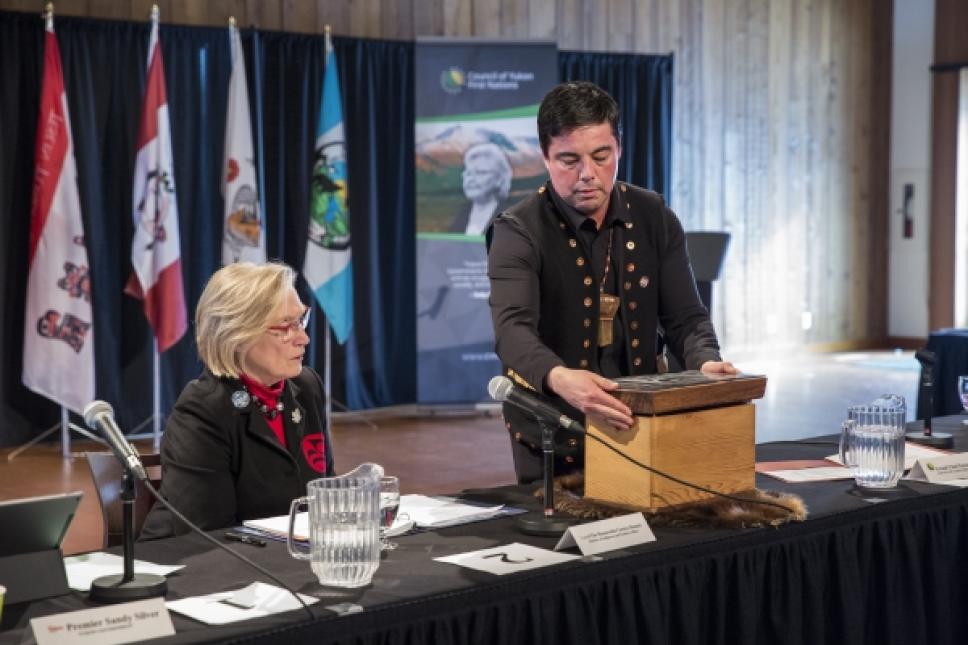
399, 494, 505, 529
243, 495, 505, 541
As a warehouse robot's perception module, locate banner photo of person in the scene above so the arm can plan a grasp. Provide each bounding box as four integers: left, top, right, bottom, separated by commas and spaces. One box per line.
415, 39, 557, 405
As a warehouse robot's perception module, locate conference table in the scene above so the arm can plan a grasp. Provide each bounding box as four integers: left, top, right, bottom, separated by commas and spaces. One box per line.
4, 417, 968, 645
918, 328, 968, 418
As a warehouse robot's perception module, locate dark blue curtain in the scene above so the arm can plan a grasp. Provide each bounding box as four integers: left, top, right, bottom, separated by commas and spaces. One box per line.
0, 10, 670, 446
560, 51, 673, 198
0, 11, 415, 443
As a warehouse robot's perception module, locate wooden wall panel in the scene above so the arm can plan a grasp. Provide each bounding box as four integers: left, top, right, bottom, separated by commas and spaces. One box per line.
930, 0, 968, 330
0, 0, 891, 350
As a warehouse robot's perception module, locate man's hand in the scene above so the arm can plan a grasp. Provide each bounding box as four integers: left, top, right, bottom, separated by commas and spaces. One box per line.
546, 366, 634, 431
700, 360, 739, 375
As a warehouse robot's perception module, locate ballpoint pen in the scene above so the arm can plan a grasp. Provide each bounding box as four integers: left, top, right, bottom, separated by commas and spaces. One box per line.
224, 531, 267, 547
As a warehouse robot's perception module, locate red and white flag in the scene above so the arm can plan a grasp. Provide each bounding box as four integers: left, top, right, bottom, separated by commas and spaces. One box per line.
125, 10, 187, 352
222, 21, 265, 265
22, 13, 95, 414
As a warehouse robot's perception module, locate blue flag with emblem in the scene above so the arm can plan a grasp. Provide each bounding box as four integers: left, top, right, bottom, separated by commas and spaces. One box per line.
302, 30, 352, 343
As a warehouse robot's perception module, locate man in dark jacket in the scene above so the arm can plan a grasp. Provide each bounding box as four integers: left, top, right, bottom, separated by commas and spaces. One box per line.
487, 81, 735, 483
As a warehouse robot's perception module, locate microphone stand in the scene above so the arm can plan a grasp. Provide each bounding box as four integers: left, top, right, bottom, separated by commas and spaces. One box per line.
907, 350, 954, 448
516, 418, 580, 537
90, 468, 168, 603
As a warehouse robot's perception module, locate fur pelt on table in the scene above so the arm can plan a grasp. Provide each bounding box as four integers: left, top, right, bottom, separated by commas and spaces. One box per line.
536, 472, 807, 529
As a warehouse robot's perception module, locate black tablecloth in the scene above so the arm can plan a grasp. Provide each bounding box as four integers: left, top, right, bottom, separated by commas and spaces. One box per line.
4, 416, 968, 645
919, 328, 968, 418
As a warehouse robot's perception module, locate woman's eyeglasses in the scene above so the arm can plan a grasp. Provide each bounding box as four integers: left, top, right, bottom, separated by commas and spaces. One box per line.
266, 307, 311, 341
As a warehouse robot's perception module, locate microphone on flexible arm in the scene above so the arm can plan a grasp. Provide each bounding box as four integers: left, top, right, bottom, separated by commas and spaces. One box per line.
81, 401, 315, 617
83, 400, 147, 482
487, 376, 583, 433
488, 375, 581, 537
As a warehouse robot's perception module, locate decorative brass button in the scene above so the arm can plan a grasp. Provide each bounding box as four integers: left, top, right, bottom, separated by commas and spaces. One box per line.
583, 297, 593, 307
633, 357, 643, 367
513, 432, 522, 441
625, 221, 633, 229
640, 276, 650, 288
620, 184, 627, 192
583, 276, 593, 286
624, 281, 632, 291
569, 239, 577, 248
583, 339, 591, 348
626, 241, 635, 250
559, 221, 565, 228
576, 257, 585, 266
631, 338, 640, 348
567, 438, 578, 447
630, 320, 639, 330
626, 262, 635, 273
565, 456, 575, 464
583, 318, 591, 328
628, 301, 638, 311
539, 186, 547, 193
579, 359, 588, 368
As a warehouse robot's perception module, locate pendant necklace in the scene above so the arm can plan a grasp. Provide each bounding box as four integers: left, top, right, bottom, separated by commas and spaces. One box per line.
598, 226, 619, 347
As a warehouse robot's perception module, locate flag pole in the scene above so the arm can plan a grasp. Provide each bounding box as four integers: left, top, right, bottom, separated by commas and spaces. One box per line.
153, 339, 161, 450
323, 314, 333, 436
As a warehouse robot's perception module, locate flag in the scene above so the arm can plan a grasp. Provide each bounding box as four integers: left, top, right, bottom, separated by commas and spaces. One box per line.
222, 22, 265, 265
22, 12, 95, 414
303, 31, 353, 344
125, 10, 187, 352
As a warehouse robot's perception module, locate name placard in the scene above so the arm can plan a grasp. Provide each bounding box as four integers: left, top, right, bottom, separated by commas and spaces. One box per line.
31, 597, 174, 645
554, 513, 656, 556
908, 453, 968, 486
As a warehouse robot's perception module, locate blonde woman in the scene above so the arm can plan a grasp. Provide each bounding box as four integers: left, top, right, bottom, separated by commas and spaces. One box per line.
141, 262, 334, 538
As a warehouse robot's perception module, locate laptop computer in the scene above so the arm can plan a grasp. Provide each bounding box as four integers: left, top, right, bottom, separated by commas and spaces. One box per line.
0, 491, 82, 604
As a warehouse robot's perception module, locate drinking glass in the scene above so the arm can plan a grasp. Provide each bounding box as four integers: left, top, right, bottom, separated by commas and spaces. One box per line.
379, 476, 400, 550
958, 375, 968, 425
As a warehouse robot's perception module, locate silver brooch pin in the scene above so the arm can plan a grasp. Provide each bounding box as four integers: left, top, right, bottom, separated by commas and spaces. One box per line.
231, 390, 251, 409
292, 408, 302, 424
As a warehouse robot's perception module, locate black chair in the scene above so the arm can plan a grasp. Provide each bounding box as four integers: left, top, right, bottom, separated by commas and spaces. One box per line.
659, 231, 731, 372
85, 452, 162, 548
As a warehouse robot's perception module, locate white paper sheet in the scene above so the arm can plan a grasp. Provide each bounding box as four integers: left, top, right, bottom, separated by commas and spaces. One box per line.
399, 494, 504, 528
434, 542, 579, 575
166, 582, 319, 625
244, 513, 414, 541
761, 466, 854, 483
826, 442, 950, 471
63, 552, 185, 591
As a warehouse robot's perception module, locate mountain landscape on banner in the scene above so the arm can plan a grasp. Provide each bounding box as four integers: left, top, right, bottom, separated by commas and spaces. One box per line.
416, 121, 546, 231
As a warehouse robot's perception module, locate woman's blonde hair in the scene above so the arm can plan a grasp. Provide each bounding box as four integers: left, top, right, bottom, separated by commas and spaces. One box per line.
195, 262, 297, 378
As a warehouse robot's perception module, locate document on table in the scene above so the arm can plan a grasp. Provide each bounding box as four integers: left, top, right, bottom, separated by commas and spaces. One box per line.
756, 462, 853, 483
166, 582, 318, 625
244, 513, 414, 542
398, 494, 505, 529
826, 442, 951, 471
63, 552, 185, 591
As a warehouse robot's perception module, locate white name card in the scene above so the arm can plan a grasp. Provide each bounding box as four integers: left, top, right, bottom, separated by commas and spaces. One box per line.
31, 597, 174, 645
554, 513, 656, 556
907, 453, 968, 487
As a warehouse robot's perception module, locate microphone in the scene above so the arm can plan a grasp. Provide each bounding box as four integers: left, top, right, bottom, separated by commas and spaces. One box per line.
487, 375, 583, 433
83, 400, 148, 482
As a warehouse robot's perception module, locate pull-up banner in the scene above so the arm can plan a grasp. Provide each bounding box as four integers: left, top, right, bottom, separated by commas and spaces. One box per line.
415, 39, 557, 405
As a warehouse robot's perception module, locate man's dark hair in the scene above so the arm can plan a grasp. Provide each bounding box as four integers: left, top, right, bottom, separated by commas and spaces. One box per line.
537, 81, 621, 156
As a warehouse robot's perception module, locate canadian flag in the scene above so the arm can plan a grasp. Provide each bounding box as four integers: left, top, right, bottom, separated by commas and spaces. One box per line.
125, 10, 187, 352
22, 14, 95, 414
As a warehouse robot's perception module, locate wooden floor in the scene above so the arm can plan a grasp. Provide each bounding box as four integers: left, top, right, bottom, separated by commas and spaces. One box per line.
0, 350, 922, 556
